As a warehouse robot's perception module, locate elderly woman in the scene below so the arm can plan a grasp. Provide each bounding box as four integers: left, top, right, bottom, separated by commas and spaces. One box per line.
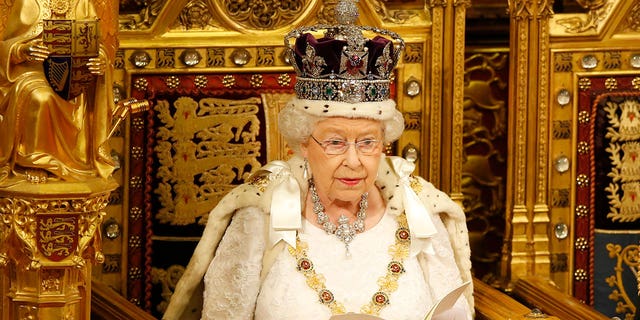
163, 1, 473, 319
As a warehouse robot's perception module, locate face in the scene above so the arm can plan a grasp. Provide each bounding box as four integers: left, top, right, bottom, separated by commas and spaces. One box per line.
301, 117, 384, 205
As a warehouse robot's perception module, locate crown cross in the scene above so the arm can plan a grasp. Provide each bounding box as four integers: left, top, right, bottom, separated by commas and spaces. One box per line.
340, 50, 368, 79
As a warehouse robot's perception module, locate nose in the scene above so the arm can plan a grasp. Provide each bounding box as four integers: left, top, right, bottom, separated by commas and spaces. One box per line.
343, 143, 362, 168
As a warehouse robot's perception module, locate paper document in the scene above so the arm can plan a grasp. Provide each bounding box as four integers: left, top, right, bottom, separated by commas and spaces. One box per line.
423, 281, 470, 320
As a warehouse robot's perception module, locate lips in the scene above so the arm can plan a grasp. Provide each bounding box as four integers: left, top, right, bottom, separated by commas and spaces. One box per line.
338, 178, 363, 186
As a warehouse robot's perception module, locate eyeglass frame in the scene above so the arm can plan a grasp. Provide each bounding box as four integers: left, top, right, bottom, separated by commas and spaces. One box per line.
310, 135, 383, 155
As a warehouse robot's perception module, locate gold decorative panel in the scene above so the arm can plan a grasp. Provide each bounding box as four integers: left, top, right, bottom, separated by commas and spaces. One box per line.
601, 98, 640, 223
122, 71, 294, 313
154, 96, 263, 225
544, 2, 640, 315
603, 240, 640, 319
0, 180, 116, 320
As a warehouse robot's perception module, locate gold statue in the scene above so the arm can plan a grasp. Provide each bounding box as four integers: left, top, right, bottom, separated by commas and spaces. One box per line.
0, 0, 119, 184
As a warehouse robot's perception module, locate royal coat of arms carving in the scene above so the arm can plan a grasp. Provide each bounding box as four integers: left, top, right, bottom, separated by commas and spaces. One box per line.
42, 18, 99, 100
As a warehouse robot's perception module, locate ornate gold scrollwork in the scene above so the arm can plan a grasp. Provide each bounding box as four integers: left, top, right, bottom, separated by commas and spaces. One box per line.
221, 0, 306, 30
41, 268, 63, 293
622, 2, 640, 32
152, 265, 186, 314
462, 51, 508, 281
370, 0, 418, 24
0, 198, 12, 268
605, 242, 639, 319
0, 197, 39, 269
555, 0, 612, 33
120, 0, 166, 30
175, 0, 223, 30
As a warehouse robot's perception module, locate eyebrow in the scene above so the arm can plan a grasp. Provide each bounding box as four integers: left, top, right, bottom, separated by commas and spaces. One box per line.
315, 126, 383, 137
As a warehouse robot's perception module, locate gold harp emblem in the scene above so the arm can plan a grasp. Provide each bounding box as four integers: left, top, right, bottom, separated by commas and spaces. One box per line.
46, 59, 70, 92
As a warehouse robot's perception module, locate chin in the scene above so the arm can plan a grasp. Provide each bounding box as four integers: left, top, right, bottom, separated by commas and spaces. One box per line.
333, 188, 367, 202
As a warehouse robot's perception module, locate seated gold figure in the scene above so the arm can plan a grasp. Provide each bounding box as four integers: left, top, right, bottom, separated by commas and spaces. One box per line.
0, 0, 116, 183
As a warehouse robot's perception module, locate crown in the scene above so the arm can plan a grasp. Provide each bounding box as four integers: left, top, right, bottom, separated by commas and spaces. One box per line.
284, 0, 404, 104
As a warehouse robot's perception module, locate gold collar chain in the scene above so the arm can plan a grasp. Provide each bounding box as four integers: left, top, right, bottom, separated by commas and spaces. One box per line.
287, 212, 411, 316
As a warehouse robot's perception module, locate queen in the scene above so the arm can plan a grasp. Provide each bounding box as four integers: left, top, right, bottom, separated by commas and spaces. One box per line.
163, 1, 473, 319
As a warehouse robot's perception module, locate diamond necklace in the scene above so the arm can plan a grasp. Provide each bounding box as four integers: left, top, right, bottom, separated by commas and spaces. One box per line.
309, 179, 368, 256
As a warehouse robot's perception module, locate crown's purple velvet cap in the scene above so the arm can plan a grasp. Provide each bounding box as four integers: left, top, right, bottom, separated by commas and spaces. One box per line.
292, 33, 395, 79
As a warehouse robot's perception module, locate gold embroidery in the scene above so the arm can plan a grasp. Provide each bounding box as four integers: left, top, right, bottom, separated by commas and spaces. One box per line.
409, 176, 423, 194
153, 96, 263, 225
605, 242, 640, 319
603, 99, 640, 222
246, 173, 271, 193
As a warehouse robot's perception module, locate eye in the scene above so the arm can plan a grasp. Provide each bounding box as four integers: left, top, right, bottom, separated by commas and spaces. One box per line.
326, 139, 346, 146
358, 139, 376, 146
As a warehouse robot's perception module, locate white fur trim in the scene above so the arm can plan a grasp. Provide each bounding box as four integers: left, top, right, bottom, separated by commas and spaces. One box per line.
287, 97, 397, 120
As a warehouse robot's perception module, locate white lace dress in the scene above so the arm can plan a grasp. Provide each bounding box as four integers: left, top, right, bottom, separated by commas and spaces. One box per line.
202, 207, 469, 320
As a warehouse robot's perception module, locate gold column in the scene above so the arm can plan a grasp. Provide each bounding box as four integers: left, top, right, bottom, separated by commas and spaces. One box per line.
0, 179, 117, 320
446, 0, 470, 204
426, 0, 469, 197
503, 0, 554, 286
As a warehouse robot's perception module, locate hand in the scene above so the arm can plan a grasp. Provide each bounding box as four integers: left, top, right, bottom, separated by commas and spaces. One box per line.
17, 40, 50, 63
86, 56, 106, 75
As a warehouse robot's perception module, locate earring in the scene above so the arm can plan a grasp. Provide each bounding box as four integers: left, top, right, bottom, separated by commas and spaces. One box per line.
303, 158, 310, 181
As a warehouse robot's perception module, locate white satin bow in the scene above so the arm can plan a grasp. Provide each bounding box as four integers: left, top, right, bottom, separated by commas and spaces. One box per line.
263, 161, 301, 248
389, 157, 438, 239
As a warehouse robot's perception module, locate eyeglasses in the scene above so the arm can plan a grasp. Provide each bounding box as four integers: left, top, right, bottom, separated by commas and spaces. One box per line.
310, 135, 382, 155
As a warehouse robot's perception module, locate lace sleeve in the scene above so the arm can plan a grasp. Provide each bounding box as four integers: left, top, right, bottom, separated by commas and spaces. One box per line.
421, 213, 466, 290
202, 207, 267, 320
412, 183, 472, 319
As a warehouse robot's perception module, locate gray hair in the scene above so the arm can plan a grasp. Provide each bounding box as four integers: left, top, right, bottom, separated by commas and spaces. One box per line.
277, 102, 405, 155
